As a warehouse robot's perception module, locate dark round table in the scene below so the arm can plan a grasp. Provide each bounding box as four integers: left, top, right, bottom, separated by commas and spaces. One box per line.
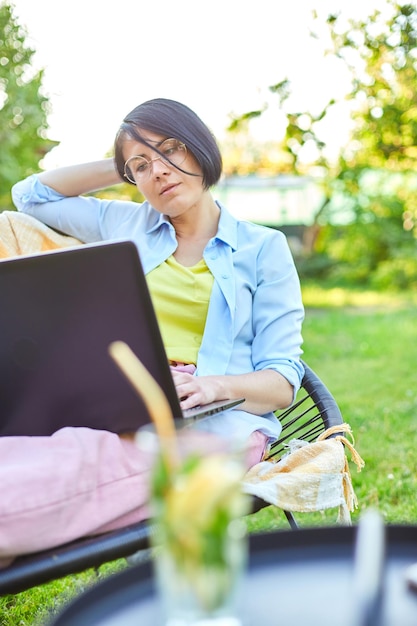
49, 523, 417, 626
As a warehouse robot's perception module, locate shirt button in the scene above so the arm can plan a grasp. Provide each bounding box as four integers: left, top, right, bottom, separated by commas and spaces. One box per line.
222, 274, 229, 279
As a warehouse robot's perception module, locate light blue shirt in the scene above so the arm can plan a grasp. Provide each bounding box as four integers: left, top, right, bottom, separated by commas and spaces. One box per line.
12, 175, 305, 444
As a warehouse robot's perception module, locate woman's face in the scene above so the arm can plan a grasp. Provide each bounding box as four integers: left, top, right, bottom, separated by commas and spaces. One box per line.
122, 130, 206, 218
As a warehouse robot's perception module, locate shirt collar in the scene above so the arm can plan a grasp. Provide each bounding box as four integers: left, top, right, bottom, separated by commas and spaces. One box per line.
143, 204, 174, 235
212, 201, 238, 251
143, 199, 239, 250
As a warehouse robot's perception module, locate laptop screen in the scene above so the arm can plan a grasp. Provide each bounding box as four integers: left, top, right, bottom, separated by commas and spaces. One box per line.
0, 240, 183, 436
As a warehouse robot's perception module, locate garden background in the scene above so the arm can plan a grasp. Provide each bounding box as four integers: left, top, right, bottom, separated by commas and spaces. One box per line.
1, 1, 416, 623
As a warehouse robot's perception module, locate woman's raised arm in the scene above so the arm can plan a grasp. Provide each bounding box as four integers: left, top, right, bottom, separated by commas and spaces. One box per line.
38, 158, 123, 197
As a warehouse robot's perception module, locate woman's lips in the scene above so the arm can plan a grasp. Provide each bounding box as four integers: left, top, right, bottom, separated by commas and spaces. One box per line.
160, 183, 179, 196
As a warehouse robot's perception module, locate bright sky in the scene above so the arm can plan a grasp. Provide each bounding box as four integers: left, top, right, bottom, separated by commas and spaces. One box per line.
11, 0, 383, 168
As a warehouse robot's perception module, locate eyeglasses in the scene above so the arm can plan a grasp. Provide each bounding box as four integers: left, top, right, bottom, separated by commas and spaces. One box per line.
123, 138, 187, 184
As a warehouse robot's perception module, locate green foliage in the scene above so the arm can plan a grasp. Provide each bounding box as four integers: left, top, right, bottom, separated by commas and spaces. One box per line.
308, 167, 417, 288
309, 220, 416, 287
307, 2, 417, 288
0, 2, 56, 209
332, 3, 417, 172
228, 1, 417, 289
371, 253, 417, 290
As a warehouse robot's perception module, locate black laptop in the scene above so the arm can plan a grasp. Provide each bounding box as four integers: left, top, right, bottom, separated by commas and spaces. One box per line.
0, 240, 243, 436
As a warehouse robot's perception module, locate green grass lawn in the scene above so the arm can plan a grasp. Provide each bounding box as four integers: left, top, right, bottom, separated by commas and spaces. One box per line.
300, 284, 417, 525
2, 285, 417, 624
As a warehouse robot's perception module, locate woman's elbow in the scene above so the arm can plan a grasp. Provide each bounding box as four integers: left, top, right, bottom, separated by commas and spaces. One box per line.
269, 370, 296, 410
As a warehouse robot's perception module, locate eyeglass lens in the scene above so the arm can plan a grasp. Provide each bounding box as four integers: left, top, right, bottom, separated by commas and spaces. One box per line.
124, 138, 187, 184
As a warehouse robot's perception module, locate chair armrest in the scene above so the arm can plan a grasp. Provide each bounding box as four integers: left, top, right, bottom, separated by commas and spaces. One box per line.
0, 520, 152, 596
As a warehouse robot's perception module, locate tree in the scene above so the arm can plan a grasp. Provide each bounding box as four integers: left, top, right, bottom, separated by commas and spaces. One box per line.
0, 2, 56, 209
229, 1, 417, 289
316, 2, 417, 288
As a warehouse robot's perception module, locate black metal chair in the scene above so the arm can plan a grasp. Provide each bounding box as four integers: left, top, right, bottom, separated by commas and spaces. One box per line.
251, 360, 344, 527
0, 360, 343, 596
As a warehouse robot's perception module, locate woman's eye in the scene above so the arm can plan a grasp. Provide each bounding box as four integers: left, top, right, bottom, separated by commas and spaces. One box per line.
133, 160, 148, 173
163, 147, 176, 157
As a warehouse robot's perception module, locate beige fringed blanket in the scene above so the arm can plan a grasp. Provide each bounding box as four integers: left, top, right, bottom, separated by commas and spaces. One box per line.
242, 423, 365, 524
0, 211, 82, 259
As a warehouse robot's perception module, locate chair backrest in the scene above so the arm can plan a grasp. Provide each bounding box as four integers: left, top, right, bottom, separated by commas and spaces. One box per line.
0, 361, 344, 596
266, 360, 343, 460
250, 361, 344, 523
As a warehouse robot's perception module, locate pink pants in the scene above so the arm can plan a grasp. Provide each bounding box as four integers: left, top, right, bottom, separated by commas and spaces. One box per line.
0, 427, 268, 568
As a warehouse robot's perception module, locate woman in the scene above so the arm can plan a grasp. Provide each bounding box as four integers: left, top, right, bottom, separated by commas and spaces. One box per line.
3, 98, 304, 563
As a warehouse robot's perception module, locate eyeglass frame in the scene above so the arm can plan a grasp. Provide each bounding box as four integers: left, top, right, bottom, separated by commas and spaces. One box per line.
123, 138, 187, 184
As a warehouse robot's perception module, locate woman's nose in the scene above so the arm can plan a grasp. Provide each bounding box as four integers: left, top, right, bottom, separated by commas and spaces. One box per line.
151, 156, 170, 176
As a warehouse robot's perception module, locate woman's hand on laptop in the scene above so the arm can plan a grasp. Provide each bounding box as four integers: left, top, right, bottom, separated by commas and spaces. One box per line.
171, 368, 294, 415
171, 369, 227, 410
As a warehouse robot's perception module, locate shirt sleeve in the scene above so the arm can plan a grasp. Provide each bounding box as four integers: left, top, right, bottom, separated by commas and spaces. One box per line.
11, 175, 105, 242
251, 229, 305, 394
11, 174, 141, 244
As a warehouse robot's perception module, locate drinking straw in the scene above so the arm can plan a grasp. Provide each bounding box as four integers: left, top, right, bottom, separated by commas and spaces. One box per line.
108, 340, 178, 466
